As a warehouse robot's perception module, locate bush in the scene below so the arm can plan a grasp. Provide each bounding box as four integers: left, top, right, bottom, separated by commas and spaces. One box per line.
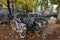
56, 19, 60, 24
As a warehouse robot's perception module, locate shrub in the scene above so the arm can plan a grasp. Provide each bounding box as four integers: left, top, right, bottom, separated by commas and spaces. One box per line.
56, 19, 60, 24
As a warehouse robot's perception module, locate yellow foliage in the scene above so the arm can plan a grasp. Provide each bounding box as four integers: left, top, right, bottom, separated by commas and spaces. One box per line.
0, 0, 7, 8
26, 0, 33, 11
0, 0, 34, 11
16, 0, 34, 12
28, 4, 33, 11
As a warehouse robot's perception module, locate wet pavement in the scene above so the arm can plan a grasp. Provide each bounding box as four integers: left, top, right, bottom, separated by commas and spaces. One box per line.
0, 24, 60, 40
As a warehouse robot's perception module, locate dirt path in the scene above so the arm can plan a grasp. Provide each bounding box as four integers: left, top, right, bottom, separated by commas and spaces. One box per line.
0, 24, 60, 40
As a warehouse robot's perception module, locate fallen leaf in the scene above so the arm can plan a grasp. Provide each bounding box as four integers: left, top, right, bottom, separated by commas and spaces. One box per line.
3, 24, 6, 26
11, 30, 14, 34
58, 36, 60, 38
0, 35, 3, 37
15, 35, 18, 39
4, 36, 7, 38
42, 35, 46, 39
29, 37, 31, 38
13, 28, 16, 30
9, 33, 12, 35
32, 36, 34, 38
7, 28, 9, 30
37, 34, 40, 37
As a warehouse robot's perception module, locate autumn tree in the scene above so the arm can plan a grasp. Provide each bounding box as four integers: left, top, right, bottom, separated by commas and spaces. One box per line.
14, 0, 34, 12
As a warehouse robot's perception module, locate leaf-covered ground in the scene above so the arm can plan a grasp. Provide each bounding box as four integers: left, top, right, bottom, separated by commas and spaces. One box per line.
0, 24, 60, 40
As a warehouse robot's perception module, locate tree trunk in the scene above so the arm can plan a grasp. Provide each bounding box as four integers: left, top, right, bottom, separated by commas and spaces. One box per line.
7, 0, 13, 19
11, 0, 15, 17
57, 5, 60, 20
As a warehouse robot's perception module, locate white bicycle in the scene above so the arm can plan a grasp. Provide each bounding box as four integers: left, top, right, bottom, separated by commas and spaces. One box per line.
10, 18, 27, 38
